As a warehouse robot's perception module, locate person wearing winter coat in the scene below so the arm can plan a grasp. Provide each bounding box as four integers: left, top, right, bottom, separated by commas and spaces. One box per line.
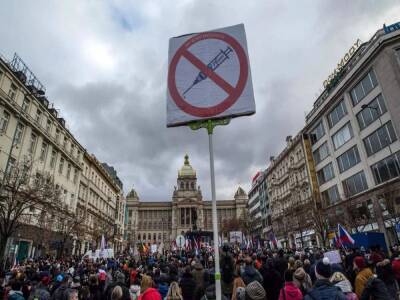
353, 256, 373, 298
392, 257, 400, 284
179, 266, 196, 300
243, 281, 266, 300
166, 281, 183, 300
259, 258, 282, 300
376, 259, 399, 300
278, 270, 303, 300
304, 257, 346, 300
192, 262, 206, 290
360, 275, 391, 300
29, 276, 51, 300
138, 287, 162, 300
7, 280, 25, 300
293, 267, 312, 296
330, 272, 358, 300
240, 257, 263, 285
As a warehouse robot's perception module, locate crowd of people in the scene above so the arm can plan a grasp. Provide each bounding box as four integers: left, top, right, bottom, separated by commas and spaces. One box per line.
1, 244, 400, 300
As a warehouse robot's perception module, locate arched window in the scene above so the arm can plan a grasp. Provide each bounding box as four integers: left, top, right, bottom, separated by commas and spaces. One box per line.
186, 182, 189, 190
137, 233, 141, 241
180, 182, 184, 190
153, 233, 156, 241
191, 182, 195, 190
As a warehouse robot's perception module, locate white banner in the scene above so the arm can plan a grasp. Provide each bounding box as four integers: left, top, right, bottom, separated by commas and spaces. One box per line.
229, 231, 243, 243
167, 24, 255, 127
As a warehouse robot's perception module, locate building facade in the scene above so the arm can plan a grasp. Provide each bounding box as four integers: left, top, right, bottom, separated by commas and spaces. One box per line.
77, 153, 125, 254
125, 155, 248, 248
0, 53, 125, 259
304, 25, 400, 245
266, 134, 315, 248
248, 171, 268, 238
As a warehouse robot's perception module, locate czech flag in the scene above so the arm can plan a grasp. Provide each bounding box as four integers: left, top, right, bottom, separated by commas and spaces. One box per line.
338, 224, 355, 245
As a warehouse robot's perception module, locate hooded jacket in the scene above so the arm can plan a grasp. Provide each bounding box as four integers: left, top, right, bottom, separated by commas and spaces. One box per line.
138, 287, 162, 300
192, 262, 206, 289
278, 282, 303, 300
355, 268, 373, 298
360, 276, 391, 300
293, 268, 312, 295
334, 280, 358, 300
179, 272, 196, 300
304, 279, 346, 300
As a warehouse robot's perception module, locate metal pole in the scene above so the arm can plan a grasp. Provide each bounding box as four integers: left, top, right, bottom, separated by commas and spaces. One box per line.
208, 131, 222, 300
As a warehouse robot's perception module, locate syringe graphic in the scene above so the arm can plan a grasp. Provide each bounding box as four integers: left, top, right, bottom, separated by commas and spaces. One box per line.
182, 46, 233, 97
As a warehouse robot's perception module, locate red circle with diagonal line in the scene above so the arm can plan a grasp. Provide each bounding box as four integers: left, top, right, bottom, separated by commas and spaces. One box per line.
168, 31, 248, 118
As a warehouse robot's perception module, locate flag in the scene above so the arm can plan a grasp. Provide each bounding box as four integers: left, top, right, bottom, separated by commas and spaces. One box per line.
269, 232, 278, 248
334, 231, 343, 248
338, 224, 355, 245
100, 235, 106, 251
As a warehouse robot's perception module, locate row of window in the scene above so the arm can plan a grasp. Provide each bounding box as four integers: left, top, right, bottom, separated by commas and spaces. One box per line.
311, 70, 380, 146
322, 151, 400, 206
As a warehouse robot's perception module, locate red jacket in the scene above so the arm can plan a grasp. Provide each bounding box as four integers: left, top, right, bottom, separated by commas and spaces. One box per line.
279, 282, 303, 300
392, 259, 400, 281
138, 288, 162, 300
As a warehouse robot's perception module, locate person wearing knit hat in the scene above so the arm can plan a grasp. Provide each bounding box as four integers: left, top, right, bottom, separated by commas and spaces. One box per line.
329, 272, 357, 300
293, 267, 312, 296
245, 281, 266, 300
304, 258, 346, 300
353, 256, 373, 298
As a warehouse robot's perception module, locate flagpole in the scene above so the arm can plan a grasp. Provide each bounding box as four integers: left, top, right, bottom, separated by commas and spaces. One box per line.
190, 118, 230, 300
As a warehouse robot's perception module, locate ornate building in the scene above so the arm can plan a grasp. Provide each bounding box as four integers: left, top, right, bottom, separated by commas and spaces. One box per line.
125, 155, 248, 248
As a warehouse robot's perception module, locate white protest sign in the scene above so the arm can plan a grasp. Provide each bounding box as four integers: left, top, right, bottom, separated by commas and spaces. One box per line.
229, 231, 243, 243
324, 250, 342, 264
167, 24, 255, 127
150, 244, 158, 254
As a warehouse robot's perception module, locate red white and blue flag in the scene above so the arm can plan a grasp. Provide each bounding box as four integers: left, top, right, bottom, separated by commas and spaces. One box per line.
338, 224, 355, 245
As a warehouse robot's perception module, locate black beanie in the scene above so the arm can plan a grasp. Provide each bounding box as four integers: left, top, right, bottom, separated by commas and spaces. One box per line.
315, 257, 332, 279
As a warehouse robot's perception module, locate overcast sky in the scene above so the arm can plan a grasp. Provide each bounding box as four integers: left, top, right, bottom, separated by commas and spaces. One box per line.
1, 1, 399, 201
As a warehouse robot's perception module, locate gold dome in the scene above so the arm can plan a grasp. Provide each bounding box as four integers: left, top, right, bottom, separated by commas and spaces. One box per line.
178, 154, 196, 177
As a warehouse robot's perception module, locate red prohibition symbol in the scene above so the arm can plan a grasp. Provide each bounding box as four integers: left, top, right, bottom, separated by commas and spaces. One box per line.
168, 31, 249, 118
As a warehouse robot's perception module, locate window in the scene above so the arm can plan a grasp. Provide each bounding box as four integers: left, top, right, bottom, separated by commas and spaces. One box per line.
342, 171, 368, 197
55, 129, 60, 143
50, 150, 57, 168
371, 152, 400, 185
40, 142, 48, 161
63, 137, 68, 148
28, 133, 37, 154
363, 121, 397, 156
310, 121, 325, 144
8, 84, 17, 100
35, 109, 42, 124
46, 118, 52, 133
317, 163, 335, 185
14, 123, 24, 144
0, 110, 10, 133
337, 145, 361, 173
350, 70, 378, 106
22, 97, 30, 112
6, 157, 16, 176
357, 94, 387, 130
332, 122, 353, 150
73, 168, 78, 183
313, 142, 330, 165
327, 99, 347, 128
321, 185, 340, 206
71, 144, 75, 156
59, 157, 64, 174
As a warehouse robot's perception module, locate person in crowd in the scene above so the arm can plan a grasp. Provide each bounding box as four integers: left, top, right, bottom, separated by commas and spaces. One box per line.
220, 245, 235, 299
231, 276, 245, 300
28, 276, 51, 300
375, 259, 399, 299
240, 257, 263, 285
293, 266, 312, 296
7, 280, 25, 300
278, 269, 303, 300
259, 257, 282, 300
329, 272, 358, 300
392, 255, 400, 285
192, 260, 206, 291
242, 281, 266, 300
179, 266, 196, 300
51, 275, 70, 300
166, 281, 183, 300
359, 274, 391, 300
304, 257, 346, 300
353, 256, 373, 298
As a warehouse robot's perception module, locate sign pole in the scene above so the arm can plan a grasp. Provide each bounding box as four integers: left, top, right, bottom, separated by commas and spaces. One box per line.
190, 118, 230, 300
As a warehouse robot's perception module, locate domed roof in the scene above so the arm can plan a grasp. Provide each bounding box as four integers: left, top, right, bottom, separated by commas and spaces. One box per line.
126, 188, 139, 199
178, 154, 196, 177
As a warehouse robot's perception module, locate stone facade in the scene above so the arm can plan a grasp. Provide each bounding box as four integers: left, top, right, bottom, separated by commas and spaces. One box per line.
125, 155, 247, 247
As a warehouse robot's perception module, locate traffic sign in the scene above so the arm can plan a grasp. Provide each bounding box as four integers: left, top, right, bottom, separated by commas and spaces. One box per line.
167, 24, 255, 127
176, 235, 185, 248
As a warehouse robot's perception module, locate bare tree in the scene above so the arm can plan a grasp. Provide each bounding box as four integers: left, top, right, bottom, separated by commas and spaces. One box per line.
0, 159, 61, 263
